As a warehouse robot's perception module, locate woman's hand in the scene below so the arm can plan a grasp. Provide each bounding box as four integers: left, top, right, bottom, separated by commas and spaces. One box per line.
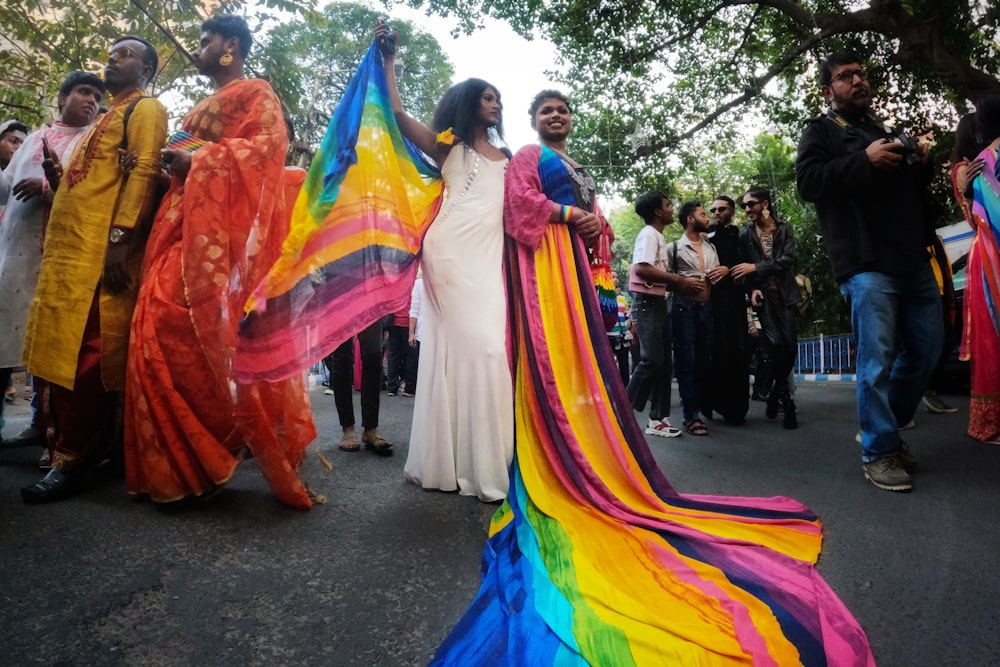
957, 158, 985, 194
573, 212, 603, 243
375, 20, 397, 60
161, 148, 192, 182
751, 289, 764, 307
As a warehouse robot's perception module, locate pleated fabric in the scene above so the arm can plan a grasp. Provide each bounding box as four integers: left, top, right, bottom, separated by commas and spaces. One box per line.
234, 43, 442, 382
429, 146, 874, 666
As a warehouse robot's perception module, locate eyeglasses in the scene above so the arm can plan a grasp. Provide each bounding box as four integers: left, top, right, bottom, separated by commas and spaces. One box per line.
709, 206, 730, 213
742, 200, 759, 209
108, 46, 138, 60
831, 68, 868, 84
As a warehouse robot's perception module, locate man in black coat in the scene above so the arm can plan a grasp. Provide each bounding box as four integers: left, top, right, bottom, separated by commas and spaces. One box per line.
795, 52, 942, 493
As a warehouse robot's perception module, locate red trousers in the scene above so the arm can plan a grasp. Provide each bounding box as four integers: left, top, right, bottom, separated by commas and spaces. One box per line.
49, 294, 117, 472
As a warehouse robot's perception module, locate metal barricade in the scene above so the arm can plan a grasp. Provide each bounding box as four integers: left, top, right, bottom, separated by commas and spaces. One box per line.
795, 334, 855, 375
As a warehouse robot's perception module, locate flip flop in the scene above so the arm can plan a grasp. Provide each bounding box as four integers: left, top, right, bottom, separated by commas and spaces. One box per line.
683, 419, 709, 436
362, 435, 394, 457
338, 434, 360, 452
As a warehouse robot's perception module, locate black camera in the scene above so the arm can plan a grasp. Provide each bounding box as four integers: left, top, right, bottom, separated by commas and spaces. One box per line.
890, 133, 921, 166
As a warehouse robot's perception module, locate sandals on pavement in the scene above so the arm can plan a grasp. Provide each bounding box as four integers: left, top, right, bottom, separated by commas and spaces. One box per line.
338, 433, 360, 452
362, 433, 394, 457
684, 419, 709, 436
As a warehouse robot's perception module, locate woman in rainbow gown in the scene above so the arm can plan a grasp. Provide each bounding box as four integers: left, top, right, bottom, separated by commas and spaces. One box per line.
428, 90, 874, 665
233, 36, 873, 663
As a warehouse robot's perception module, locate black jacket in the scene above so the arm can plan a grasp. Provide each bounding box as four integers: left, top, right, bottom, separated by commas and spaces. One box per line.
738, 219, 801, 307
795, 113, 936, 283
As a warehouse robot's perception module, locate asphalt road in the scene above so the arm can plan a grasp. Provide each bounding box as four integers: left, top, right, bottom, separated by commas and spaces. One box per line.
1, 379, 997, 666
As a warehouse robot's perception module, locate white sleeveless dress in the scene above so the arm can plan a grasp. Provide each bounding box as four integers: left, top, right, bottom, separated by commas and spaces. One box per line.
403, 146, 514, 502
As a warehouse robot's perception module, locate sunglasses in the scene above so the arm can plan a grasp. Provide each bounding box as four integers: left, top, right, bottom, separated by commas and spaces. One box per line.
742, 200, 760, 209
709, 206, 730, 213
108, 45, 139, 60
831, 68, 868, 84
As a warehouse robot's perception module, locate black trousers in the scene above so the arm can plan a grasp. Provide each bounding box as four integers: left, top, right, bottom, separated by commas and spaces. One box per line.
325, 320, 384, 429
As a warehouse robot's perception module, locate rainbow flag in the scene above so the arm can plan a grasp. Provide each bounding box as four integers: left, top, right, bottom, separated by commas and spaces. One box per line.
234, 42, 442, 381
165, 130, 206, 152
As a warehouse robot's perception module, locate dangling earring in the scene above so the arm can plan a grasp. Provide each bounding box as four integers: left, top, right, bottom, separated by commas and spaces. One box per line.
219, 48, 233, 67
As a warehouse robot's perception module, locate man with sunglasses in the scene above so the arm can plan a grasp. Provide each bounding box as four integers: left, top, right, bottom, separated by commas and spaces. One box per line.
20, 37, 167, 503
796, 52, 942, 493
704, 196, 750, 425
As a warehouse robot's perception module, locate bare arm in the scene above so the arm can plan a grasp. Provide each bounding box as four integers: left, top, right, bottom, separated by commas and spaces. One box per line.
375, 21, 450, 164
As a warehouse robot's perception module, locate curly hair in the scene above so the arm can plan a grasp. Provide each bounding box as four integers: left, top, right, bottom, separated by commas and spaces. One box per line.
202, 14, 252, 59
430, 78, 505, 146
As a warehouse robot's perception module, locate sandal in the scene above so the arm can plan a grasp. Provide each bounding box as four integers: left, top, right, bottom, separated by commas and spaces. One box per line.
362, 434, 394, 457
338, 434, 360, 452
683, 419, 709, 436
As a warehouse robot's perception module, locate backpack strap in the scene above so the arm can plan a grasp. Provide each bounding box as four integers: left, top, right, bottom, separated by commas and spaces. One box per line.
671, 240, 679, 274
119, 96, 149, 153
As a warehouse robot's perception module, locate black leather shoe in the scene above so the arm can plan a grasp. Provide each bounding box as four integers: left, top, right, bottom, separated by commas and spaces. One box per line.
765, 395, 779, 420
782, 400, 798, 430
21, 468, 89, 504
2, 425, 44, 448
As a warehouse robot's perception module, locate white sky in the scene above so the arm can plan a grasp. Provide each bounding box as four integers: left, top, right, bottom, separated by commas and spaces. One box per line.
379, 3, 560, 150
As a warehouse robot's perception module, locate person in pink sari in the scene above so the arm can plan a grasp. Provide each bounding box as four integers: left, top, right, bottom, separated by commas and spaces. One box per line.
953, 91, 1000, 444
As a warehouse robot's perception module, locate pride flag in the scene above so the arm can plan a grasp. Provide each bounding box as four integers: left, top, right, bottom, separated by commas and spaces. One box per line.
234, 42, 442, 382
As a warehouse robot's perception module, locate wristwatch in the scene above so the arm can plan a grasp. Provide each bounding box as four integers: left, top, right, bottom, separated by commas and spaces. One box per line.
109, 228, 129, 244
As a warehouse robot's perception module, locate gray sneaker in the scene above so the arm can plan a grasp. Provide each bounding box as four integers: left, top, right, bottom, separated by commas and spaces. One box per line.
922, 391, 958, 414
895, 441, 919, 473
864, 455, 913, 492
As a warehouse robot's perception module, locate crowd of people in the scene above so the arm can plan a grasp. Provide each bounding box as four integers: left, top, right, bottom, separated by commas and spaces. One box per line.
1, 13, 998, 663
623, 186, 803, 439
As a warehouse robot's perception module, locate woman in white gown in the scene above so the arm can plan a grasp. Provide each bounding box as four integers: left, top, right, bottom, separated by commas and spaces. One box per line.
377, 22, 514, 501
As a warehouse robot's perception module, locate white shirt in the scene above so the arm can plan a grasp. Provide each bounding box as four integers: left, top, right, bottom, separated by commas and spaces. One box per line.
669, 234, 720, 279
408, 276, 424, 342
628, 224, 669, 296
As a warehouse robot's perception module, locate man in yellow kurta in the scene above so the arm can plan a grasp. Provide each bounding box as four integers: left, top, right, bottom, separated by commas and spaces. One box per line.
21, 36, 167, 503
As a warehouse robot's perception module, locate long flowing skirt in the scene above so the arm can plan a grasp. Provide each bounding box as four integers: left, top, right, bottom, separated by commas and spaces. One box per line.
432, 223, 872, 665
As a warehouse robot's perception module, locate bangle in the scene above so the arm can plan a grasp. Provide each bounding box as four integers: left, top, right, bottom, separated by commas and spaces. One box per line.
561, 205, 572, 223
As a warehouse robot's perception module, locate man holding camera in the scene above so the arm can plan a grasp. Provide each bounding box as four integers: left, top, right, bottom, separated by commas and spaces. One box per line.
796, 52, 942, 492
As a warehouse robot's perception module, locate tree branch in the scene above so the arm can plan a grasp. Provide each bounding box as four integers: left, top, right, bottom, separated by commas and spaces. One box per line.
130, 0, 197, 66
633, 0, 815, 63
641, 29, 829, 154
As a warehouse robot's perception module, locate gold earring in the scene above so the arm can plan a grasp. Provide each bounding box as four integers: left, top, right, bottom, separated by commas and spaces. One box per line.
219, 48, 233, 67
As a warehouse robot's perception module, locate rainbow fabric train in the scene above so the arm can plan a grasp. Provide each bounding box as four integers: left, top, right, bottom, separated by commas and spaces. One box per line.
234, 43, 442, 382
235, 41, 874, 665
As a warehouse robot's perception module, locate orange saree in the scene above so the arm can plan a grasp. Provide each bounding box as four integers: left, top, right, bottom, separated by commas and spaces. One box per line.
125, 78, 315, 508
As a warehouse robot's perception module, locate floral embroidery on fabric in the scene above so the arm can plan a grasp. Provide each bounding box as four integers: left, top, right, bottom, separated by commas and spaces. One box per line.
65, 91, 145, 189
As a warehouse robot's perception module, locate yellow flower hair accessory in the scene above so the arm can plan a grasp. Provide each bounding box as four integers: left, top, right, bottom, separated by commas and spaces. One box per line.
436, 128, 457, 146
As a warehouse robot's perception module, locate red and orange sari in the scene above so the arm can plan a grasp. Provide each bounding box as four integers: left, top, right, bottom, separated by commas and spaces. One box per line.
124, 78, 315, 508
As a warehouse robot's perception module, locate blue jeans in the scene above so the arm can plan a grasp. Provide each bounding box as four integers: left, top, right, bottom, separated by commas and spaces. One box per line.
626, 293, 673, 422
840, 268, 943, 461
671, 297, 714, 422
